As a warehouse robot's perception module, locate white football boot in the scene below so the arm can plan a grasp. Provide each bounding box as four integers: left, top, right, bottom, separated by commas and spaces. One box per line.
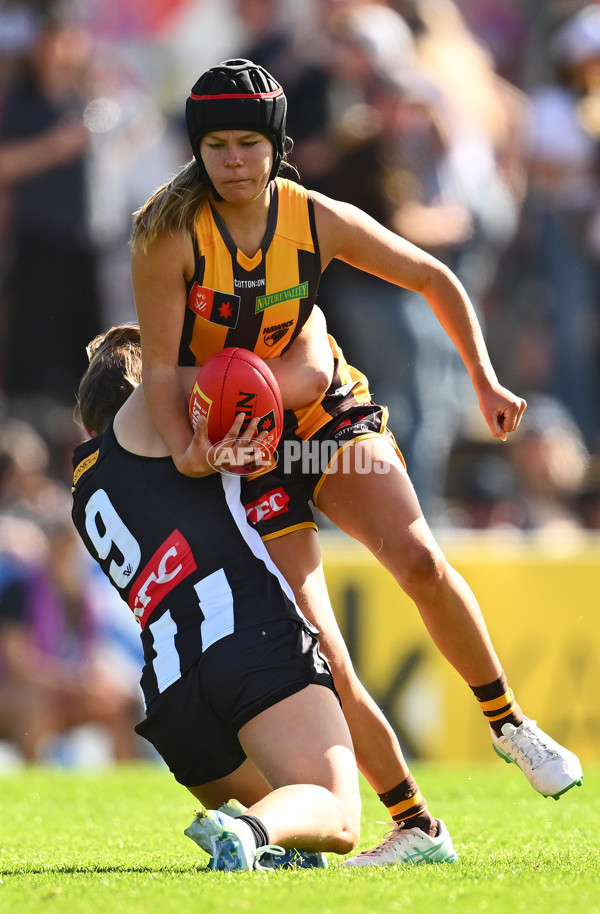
185, 807, 284, 871
491, 716, 583, 798
343, 819, 457, 867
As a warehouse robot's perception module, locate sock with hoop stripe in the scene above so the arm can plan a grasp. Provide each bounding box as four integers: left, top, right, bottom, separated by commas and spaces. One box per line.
470, 671, 523, 737
378, 775, 437, 837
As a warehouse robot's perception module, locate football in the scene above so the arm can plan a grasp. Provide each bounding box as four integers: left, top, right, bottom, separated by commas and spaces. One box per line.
188, 347, 283, 462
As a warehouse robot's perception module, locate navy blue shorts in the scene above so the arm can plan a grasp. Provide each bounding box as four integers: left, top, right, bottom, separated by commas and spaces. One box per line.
134, 618, 336, 786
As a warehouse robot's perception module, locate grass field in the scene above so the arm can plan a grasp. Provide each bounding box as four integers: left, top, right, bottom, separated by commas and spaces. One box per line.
0, 760, 598, 914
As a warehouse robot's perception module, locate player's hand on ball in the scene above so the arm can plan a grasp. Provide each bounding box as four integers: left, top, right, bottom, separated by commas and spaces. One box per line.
176, 413, 271, 477
174, 414, 218, 477
209, 414, 271, 475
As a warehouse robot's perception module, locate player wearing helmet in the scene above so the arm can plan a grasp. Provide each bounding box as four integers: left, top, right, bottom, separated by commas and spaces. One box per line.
186, 58, 287, 187
131, 59, 583, 867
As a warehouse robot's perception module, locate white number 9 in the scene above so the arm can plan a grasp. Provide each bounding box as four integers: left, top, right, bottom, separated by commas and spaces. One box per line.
84, 488, 141, 588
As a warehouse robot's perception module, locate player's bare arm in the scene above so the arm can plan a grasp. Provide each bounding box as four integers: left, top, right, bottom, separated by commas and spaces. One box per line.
131, 230, 200, 471
269, 306, 333, 410
312, 192, 527, 440
113, 372, 266, 476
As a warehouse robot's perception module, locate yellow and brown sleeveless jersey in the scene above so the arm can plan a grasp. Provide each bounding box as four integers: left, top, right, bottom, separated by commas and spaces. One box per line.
180, 176, 372, 441
181, 177, 320, 364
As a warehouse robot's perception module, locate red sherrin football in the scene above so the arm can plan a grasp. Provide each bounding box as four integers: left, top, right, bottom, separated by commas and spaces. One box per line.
188, 348, 283, 459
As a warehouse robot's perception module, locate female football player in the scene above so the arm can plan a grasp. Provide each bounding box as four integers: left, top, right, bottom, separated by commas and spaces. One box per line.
130, 59, 582, 865
71, 323, 366, 872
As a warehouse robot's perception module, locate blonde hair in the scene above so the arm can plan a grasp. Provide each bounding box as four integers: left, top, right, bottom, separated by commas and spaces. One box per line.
77, 324, 143, 435
130, 160, 210, 251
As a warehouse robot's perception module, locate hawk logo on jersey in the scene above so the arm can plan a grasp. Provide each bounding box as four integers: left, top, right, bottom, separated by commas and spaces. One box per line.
128, 530, 197, 629
245, 487, 290, 525
263, 320, 293, 347
187, 283, 240, 328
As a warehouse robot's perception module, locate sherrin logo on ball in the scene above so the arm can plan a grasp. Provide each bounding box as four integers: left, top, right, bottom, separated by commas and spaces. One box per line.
188, 347, 283, 476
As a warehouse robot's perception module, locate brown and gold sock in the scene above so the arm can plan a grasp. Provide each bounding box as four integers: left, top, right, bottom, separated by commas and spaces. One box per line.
378, 775, 437, 837
470, 671, 523, 737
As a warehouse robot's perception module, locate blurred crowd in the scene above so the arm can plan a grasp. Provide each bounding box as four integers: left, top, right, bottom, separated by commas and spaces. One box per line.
1, 0, 600, 764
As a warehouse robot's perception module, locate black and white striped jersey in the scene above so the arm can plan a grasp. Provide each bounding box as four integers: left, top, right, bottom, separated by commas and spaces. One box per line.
71, 425, 305, 707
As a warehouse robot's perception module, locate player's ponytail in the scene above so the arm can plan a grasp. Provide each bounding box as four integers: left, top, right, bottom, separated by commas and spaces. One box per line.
131, 161, 210, 251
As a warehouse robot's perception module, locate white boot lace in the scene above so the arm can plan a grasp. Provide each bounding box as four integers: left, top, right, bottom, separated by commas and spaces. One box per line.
353, 823, 410, 858
253, 844, 286, 871
504, 720, 557, 769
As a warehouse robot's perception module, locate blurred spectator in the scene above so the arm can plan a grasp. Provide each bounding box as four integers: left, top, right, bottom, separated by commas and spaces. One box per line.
80, 22, 190, 329
0, 411, 143, 764
0, 506, 143, 763
574, 454, 600, 529
0, 10, 102, 409
0, 1, 38, 95
0, 415, 68, 518
508, 4, 600, 449
414, 0, 528, 293
453, 0, 530, 85
444, 451, 524, 531
319, 70, 473, 517
234, 0, 335, 189
316, 1, 526, 518
0, 3, 184, 412
443, 392, 590, 534
505, 393, 589, 533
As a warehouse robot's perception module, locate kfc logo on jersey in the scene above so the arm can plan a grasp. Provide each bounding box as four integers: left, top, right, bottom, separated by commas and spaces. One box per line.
245, 487, 290, 525
128, 530, 197, 628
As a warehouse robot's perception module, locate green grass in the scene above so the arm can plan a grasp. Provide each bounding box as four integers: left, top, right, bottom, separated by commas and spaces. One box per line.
0, 761, 598, 914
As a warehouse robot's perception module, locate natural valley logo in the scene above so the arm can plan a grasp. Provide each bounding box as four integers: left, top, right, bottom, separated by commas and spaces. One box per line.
255, 281, 308, 314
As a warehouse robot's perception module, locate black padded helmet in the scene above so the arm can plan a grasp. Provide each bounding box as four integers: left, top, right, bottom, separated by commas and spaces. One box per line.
186, 58, 287, 185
